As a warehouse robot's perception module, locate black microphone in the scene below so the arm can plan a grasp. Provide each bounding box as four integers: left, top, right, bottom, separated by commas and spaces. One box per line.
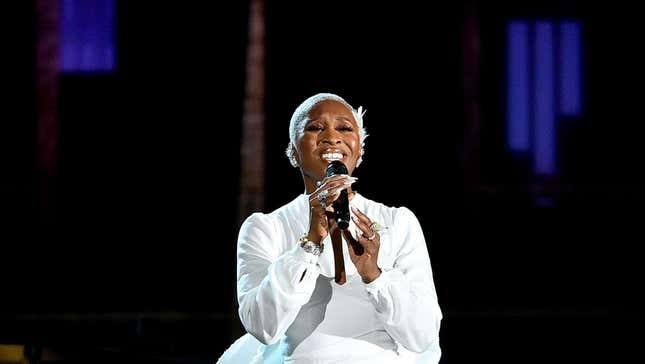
325, 161, 350, 230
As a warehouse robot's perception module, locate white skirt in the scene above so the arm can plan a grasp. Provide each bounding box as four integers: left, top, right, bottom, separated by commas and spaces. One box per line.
216, 333, 441, 364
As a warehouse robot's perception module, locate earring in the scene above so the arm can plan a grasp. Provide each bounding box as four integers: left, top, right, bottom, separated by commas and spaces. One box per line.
286, 144, 300, 167
289, 154, 299, 168
356, 147, 364, 167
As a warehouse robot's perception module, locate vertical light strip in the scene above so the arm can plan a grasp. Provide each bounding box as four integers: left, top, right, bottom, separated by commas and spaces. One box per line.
461, 0, 482, 185
100, 0, 116, 70
533, 21, 556, 175
239, 0, 265, 220
507, 21, 531, 152
61, 0, 115, 72
36, 0, 60, 220
559, 20, 582, 115
236, 0, 266, 342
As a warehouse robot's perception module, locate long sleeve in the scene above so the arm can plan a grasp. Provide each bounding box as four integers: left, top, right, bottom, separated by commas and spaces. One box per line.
236, 213, 321, 345
363, 207, 442, 353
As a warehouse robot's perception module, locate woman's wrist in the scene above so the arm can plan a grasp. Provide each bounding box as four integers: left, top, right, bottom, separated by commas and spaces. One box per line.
307, 231, 323, 245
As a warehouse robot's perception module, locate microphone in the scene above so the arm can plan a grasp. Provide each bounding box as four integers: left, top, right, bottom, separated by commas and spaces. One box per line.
325, 161, 350, 230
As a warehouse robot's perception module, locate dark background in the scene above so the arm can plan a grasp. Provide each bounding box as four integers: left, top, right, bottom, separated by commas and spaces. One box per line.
2, 0, 644, 362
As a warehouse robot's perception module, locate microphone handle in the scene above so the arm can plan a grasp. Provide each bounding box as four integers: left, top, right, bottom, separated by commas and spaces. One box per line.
333, 189, 350, 230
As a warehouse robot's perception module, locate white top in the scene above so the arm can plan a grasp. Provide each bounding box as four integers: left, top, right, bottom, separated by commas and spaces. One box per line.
233, 193, 442, 364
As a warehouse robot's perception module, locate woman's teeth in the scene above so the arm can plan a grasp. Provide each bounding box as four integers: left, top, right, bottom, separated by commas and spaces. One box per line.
322, 153, 343, 161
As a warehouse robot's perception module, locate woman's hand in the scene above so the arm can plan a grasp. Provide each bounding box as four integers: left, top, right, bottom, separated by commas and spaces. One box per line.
342, 207, 382, 283
307, 175, 357, 244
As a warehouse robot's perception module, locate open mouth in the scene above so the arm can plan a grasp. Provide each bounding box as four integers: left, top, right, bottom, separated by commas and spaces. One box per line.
321, 152, 344, 162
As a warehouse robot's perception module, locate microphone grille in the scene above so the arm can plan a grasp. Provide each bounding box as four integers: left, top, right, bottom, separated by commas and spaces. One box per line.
326, 161, 348, 176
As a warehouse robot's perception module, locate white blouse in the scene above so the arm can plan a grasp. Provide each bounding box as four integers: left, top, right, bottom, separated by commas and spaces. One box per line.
229, 192, 442, 364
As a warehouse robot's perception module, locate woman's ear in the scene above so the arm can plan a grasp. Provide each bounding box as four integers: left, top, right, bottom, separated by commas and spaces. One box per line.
288, 143, 300, 168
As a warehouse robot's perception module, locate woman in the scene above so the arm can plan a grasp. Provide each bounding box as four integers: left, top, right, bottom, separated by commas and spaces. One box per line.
218, 93, 442, 363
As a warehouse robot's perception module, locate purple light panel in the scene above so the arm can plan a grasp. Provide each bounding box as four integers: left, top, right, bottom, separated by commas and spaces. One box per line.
61, 0, 115, 72
559, 21, 582, 115
507, 21, 531, 152
506, 19, 583, 175
533, 22, 556, 175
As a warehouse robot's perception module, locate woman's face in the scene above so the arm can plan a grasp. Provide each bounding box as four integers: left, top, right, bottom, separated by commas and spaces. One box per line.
295, 100, 361, 183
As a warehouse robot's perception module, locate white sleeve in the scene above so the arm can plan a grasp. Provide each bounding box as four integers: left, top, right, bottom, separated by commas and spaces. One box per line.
236, 213, 321, 345
363, 207, 442, 353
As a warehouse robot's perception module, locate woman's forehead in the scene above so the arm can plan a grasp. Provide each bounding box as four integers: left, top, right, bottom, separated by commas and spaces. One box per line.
307, 100, 355, 119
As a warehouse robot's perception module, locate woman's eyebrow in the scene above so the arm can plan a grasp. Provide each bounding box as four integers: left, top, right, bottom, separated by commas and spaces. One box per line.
303, 118, 321, 127
335, 116, 352, 122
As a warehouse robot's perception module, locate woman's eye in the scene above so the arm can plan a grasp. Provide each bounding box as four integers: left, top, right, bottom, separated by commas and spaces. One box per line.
338, 125, 354, 131
306, 125, 323, 131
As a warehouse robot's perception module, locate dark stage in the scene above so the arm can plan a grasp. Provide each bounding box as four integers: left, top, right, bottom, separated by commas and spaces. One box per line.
2, 1, 644, 363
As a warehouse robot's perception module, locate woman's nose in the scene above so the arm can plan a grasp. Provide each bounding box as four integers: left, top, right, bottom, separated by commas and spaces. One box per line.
320, 129, 342, 144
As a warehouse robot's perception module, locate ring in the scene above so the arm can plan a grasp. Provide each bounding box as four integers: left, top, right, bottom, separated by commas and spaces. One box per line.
316, 189, 329, 201
366, 232, 377, 240
320, 201, 327, 209
369, 221, 381, 233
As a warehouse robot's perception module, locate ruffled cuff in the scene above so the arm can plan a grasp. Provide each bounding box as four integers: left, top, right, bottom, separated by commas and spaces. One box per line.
362, 268, 394, 302
265, 242, 322, 305
290, 240, 322, 265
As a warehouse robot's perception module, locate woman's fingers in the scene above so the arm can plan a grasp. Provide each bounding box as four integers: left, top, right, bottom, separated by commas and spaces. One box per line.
351, 215, 371, 238
342, 228, 364, 256
310, 187, 342, 212
351, 206, 371, 225
350, 207, 379, 243
351, 207, 373, 237
318, 175, 357, 192
311, 175, 356, 211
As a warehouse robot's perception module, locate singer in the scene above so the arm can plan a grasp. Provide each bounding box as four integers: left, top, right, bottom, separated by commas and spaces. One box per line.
218, 93, 442, 363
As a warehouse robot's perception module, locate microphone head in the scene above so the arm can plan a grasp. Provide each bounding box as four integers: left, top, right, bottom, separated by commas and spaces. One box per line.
336, 217, 349, 230
326, 160, 348, 177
